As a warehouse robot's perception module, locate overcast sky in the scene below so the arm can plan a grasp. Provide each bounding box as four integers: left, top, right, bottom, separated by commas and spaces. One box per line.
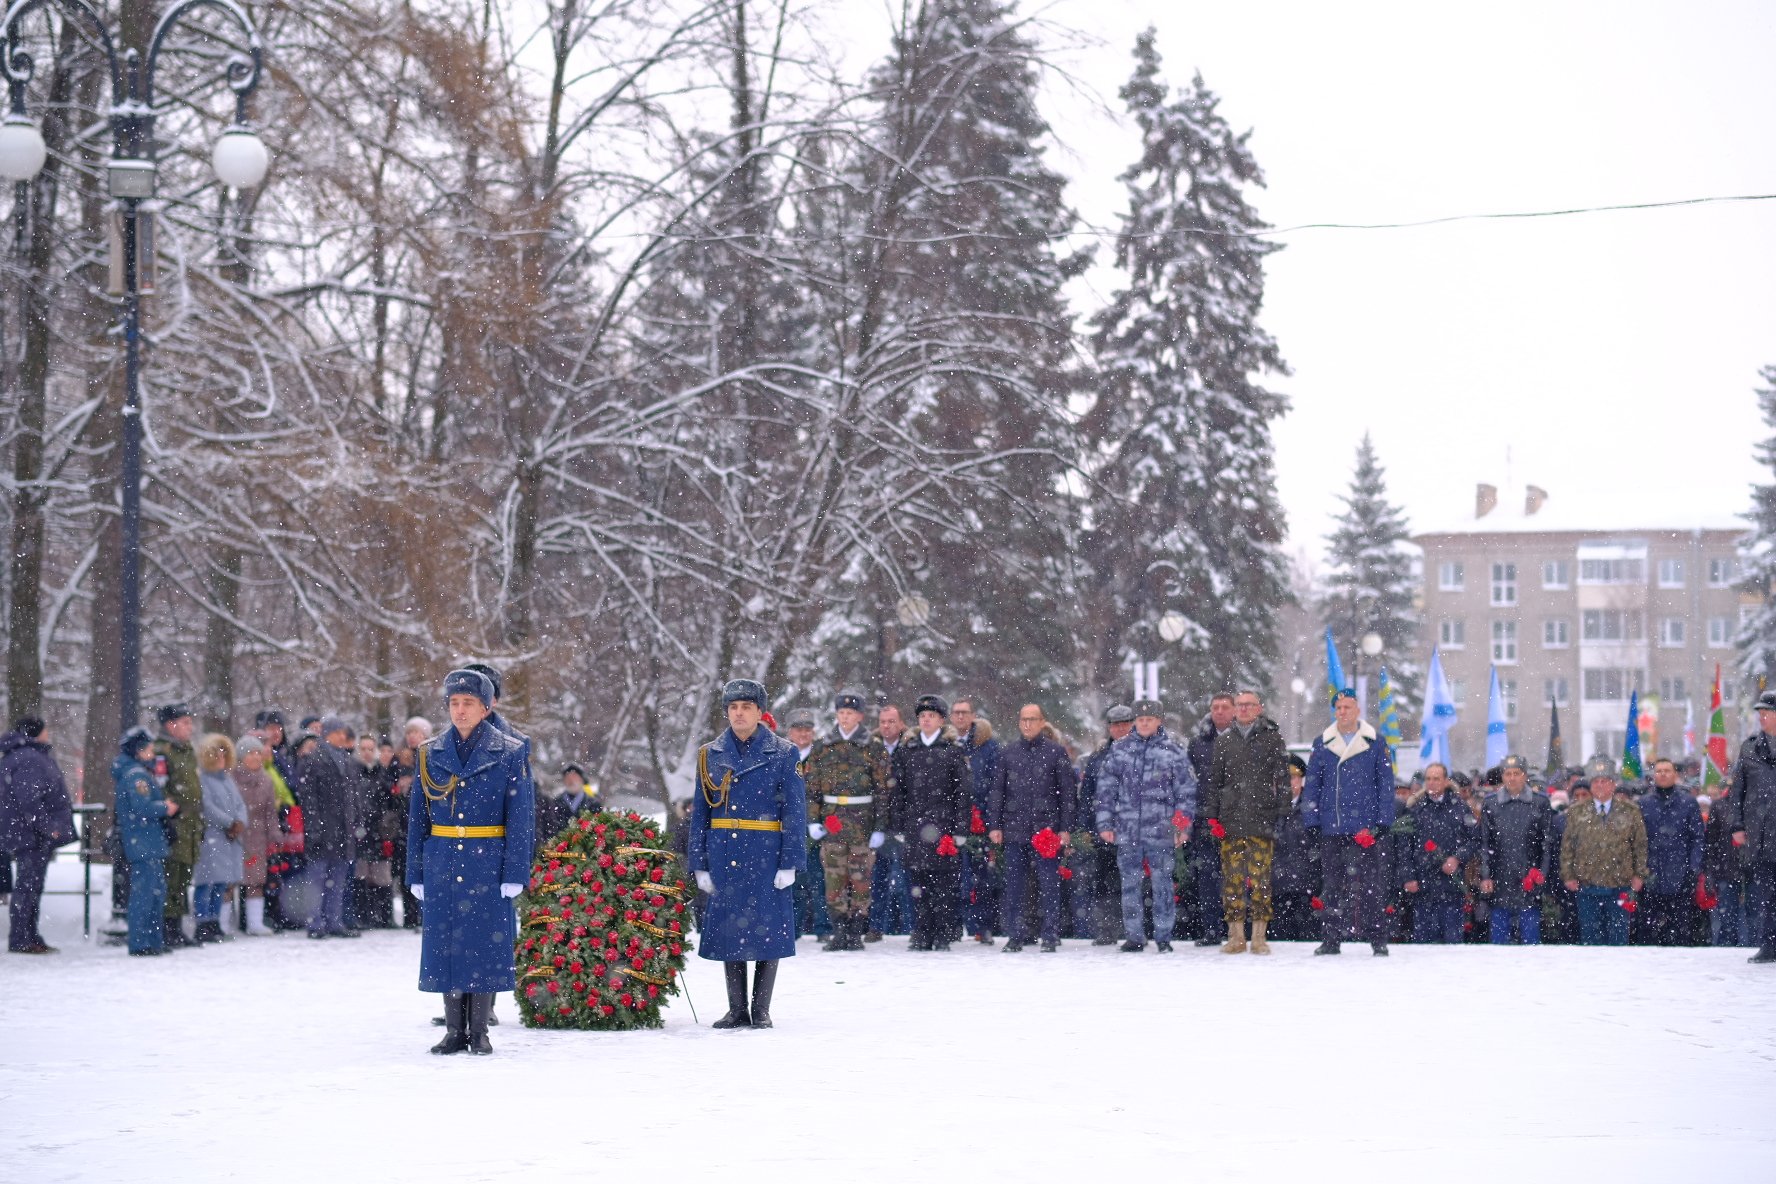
834, 1, 1776, 554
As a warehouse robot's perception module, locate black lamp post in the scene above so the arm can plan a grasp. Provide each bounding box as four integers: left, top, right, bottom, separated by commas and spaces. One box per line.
0, 0, 266, 735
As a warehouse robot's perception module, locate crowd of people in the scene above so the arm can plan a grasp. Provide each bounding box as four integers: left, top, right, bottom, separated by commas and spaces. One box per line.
1, 669, 1772, 969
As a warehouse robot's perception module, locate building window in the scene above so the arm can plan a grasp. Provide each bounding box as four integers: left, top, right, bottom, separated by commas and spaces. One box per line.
1438, 562, 1464, 592
1657, 559, 1685, 588
1490, 562, 1517, 606
1594, 730, 1625, 759
1503, 679, 1518, 722
1450, 680, 1466, 706
1658, 677, 1688, 703
1708, 617, 1730, 648
1708, 557, 1738, 588
1657, 618, 1685, 648
1439, 619, 1465, 649
1582, 668, 1643, 702
1579, 558, 1644, 584
1491, 619, 1518, 664
1543, 619, 1570, 648
1582, 609, 1643, 642
1542, 560, 1570, 589
1544, 677, 1570, 707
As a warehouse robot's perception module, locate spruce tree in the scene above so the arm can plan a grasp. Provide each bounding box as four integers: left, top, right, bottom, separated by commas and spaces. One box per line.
1084, 29, 1291, 709
1320, 433, 1420, 712
1737, 364, 1776, 686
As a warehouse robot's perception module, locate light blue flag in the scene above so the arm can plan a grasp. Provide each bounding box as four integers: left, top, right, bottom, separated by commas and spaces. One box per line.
1377, 666, 1404, 751
1623, 689, 1643, 779
1420, 646, 1457, 768
1324, 629, 1348, 722
1485, 665, 1509, 768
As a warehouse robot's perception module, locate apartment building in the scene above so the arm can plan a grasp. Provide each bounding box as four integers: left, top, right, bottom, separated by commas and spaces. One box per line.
1412, 482, 1751, 771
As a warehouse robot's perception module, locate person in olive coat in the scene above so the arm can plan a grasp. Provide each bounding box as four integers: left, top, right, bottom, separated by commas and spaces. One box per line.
154, 704, 204, 949
1727, 690, 1776, 963
406, 669, 537, 1054
0, 717, 76, 954
688, 679, 806, 1029
112, 727, 176, 955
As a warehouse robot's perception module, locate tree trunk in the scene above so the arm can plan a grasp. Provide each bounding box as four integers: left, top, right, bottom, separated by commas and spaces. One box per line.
199, 546, 242, 734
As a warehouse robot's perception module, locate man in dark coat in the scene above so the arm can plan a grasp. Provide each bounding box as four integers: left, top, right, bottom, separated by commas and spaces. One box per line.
689, 679, 805, 1028
1727, 690, 1776, 963
1271, 756, 1318, 940
1200, 690, 1290, 955
535, 763, 599, 855
988, 703, 1078, 952
952, 699, 1000, 944
1301, 691, 1395, 956
153, 705, 204, 950
407, 669, 537, 1053
1401, 762, 1478, 943
890, 695, 973, 951
1479, 754, 1552, 944
1185, 693, 1235, 944
299, 717, 362, 940
1074, 705, 1134, 945
1638, 757, 1703, 946
0, 717, 75, 954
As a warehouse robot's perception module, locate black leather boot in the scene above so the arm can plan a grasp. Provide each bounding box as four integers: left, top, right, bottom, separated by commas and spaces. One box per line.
466, 994, 494, 1055
1313, 940, 1342, 955
430, 993, 468, 1055
750, 960, 778, 1029
1749, 944, 1776, 964
163, 918, 195, 949
712, 961, 751, 1028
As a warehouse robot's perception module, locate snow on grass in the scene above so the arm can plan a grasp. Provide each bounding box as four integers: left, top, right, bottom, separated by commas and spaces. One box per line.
4, 860, 1775, 1182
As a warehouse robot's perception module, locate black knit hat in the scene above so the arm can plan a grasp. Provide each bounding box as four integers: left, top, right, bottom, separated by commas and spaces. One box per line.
914, 694, 948, 718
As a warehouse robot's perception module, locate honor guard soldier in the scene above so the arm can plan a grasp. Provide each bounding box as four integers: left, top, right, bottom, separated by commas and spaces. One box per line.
804, 689, 892, 950
689, 679, 808, 1028
406, 669, 536, 1055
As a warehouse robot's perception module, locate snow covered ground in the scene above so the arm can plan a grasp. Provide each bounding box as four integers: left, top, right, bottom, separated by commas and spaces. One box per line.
6, 860, 1776, 1184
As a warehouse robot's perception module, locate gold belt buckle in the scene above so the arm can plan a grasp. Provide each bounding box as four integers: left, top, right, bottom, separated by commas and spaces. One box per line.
456, 825, 467, 837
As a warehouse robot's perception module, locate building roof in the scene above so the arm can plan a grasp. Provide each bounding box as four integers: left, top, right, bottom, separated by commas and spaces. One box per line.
1410, 481, 1748, 541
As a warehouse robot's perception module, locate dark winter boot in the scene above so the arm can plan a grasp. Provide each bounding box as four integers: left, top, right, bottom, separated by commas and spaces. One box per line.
1119, 938, 1145, 952
1313, 940, 1342, 956
749, 960, 778, 1029
711, 961, 751, 1028
430, 992, 468, 1055
163, 918, 195, 949
1371, 941, 1389, 957
1749, 945, 1776, 964
466, 993, 494, 1055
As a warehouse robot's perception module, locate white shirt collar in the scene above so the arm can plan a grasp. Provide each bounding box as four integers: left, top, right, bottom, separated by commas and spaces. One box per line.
920, 729, 941, 746
838, 724, 859, 741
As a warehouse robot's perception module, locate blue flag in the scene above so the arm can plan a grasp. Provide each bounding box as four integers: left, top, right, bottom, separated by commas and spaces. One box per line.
1377, 666, 1403, 767
1485, 666, 1509, 769
1623, 689, 1643, 779
1420, 646, 1457, 768
1324, 629, 1348, 722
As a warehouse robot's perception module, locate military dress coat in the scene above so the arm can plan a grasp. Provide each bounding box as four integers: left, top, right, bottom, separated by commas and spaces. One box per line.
405, 721, 537, 993
688, 726, 808, 962
111, 754, 169, 863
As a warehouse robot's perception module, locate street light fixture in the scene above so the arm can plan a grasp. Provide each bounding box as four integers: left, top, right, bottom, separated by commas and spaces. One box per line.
1, 0, 266, 737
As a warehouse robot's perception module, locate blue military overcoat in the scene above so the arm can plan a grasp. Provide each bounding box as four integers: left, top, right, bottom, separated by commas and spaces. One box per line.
111, 753, 168, 863
406, 721, 537, 993
689, 726, 807, 961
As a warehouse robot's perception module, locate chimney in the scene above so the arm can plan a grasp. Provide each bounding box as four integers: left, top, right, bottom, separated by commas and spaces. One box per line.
1525, 484, 1548, 516
1476, 483, 1498, 519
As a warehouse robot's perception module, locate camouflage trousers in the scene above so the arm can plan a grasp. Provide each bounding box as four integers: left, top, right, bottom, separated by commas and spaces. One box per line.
821, 837, 876, 921
1220, 836, 1275, 925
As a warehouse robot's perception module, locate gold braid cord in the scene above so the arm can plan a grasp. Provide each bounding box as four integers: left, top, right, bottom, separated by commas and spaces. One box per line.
417, 745, 459, 811
699, 745, 731, 809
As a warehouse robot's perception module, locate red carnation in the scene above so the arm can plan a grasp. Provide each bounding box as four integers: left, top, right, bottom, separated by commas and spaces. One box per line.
1310, 896, 1325, 911
647, 985, 660, 999
1353, 831, 1376, 849
1424, 840, 1437, 852
380, 840, 395, 858
525, 984, 539, 998
1058, 866, 1074, 881
543, 871, 556, 884
670, 942, 683, 956
935, 834, 959, 857
613, 863, 628, 877
1385, 906, 1396, 915
1521, 873, 1537, 892
1172, 810, 1188, 829
559, 1005, 571, 1016
602, 948, 618, 962
1207, 819, 1227, 840
594, 823, 607, 836
1032, 828, 1062, 859
579, 818, 592, 830
553, 955, 565, 968
619, 993, 634, 1007
651, 868, 665, 882
601, 1004, 615, 1017
970, 806, 986, 835
824, 814, 843, 834
625, 909, 638, 921
598, 853, 613, 868
616, 829, 628, 841
570, 961, 583, 974
548, 860, 560, 871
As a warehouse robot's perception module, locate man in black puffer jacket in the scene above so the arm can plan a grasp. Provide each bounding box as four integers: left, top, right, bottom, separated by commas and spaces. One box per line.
1728, 691, 1776, 964
889, 695, 973, 951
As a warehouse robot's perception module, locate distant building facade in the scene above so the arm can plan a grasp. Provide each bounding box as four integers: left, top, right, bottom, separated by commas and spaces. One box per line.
1413, 482, 1750, 772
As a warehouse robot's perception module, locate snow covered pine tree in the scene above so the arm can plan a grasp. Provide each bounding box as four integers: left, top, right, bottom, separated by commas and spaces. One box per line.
1320, 433, 1421, 714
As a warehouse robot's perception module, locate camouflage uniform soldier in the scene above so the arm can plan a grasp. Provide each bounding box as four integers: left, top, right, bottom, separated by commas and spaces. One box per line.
804, 689, 891, 950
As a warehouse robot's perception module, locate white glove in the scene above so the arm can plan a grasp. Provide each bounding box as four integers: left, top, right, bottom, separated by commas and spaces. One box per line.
869, 831, 886, 849
808, 823, 827, 840
500, 883, 523, 898
409, 884, 424, 901
773, 868, 796, 890
695, 870, 715, 894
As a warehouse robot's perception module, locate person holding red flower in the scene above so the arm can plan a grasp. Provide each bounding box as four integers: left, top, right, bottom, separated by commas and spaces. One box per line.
802, 689, 892, 951
989, 704, 1079, 952
1200, 690, 1290, 956
1095, 699, 1194, 952
1479, 754, 1552, 944
888, 695, 973, 950
1401, 762, 1478, 944
1560, 756, 1647, 946
1301, 690, 1397, 956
